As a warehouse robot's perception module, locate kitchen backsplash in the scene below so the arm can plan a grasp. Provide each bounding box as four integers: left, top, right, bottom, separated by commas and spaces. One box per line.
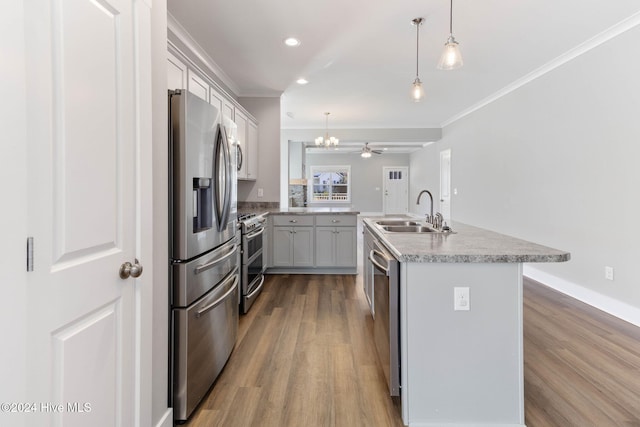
238, 201, 279, 210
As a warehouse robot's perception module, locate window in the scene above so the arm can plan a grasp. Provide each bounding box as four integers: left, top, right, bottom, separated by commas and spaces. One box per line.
309, 166, 350, 203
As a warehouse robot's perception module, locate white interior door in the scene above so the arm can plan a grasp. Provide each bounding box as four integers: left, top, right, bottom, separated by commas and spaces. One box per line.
383, 167, 409, 215
440, 149, 452, 223
22, 0, 148, 425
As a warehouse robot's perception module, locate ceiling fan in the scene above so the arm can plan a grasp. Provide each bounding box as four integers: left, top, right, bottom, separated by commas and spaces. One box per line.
356, 143, 383, 158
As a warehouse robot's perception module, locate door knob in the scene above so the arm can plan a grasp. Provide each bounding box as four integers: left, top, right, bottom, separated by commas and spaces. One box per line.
119, 258, 143, 279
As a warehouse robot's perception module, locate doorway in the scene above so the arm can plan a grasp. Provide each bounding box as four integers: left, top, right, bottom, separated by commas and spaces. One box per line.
383, 167, 409, 215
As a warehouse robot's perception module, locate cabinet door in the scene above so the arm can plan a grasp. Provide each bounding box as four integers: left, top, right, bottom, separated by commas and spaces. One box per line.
167, 51, 187, 90
292, 227, 314, 267
272, 227, 293, 267
314, 227, 335, 267
235, 110, 248, 179
209, 86, 225, 115
247, 120, 259, 179
187, 69, 209, 102
335, 228, 356, 267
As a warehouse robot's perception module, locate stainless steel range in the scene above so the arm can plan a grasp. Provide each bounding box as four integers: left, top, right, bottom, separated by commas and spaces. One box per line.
238, 213, 266, 313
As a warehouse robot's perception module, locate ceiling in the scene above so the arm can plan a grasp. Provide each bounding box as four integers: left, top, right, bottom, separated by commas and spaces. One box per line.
167, 0, 640, 132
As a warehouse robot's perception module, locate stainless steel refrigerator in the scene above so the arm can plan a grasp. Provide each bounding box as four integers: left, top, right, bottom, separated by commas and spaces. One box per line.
168, 90, 239, 422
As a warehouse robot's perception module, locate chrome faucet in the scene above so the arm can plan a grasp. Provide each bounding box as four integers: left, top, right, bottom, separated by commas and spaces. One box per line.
416, 189, 434, 223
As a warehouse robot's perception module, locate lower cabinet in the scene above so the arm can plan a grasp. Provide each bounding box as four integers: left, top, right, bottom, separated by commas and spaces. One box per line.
272, 226, 314, 267
269, 214, 358, 272
315, 227, 356, 267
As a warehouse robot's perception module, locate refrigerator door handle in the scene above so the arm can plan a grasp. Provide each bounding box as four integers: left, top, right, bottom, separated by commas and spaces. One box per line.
214, 124, 232, 231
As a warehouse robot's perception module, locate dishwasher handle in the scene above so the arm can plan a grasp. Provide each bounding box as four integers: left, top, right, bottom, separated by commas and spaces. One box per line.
369, 249, 390, 275
195, 273, 238, 318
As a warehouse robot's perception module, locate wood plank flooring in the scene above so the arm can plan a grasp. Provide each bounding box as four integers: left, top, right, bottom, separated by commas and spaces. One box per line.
183, 274, 403, 427
183, 274, 640, 427
523, 278, 640, 426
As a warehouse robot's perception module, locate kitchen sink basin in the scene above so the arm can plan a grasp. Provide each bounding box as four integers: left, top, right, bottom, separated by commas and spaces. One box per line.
375, 220, 422, 226
381, 225, 437, 233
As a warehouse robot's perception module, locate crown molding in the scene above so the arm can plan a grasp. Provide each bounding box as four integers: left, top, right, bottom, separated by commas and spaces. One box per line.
441, 11, 640, 128
167, 12, 240, 96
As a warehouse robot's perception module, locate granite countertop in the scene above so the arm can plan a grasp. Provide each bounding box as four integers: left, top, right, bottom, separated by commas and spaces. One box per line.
268, 207, 359, 215
363, 218, 570, 263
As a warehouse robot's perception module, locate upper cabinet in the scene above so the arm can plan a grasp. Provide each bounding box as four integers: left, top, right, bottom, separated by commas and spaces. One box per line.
167, 49, 259, 181
167, 51, 187, 90
247, 121, 258, 180
187, 69, 208, 102
235, 109, 248, 179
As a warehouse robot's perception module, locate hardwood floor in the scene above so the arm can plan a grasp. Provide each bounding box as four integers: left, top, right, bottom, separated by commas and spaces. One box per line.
524, 278, 640, 426
184, 273, 640, 427
183, 274, 403, 427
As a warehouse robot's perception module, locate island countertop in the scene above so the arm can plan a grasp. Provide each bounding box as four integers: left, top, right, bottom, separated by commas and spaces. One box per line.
363, 218, 570, 263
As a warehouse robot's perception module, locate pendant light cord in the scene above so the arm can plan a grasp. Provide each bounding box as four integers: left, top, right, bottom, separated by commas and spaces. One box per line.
449, 0, 454, 35
416, 22, 419, 77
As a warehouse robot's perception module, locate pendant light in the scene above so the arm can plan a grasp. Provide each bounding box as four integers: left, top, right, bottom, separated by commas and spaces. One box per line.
315, 112, 339, 148
411, 17, 425, 102
437, 0, 463, 70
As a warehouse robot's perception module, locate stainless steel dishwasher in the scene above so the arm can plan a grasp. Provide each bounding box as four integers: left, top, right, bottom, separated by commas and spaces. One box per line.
369, 236, 400, 396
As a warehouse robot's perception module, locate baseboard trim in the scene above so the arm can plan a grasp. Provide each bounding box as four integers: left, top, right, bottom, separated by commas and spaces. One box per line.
523, 265, 640, 327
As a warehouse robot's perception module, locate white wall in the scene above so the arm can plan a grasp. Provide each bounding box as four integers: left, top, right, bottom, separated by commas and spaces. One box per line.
237, 97, 281, 203
306, 152, 410, 213
410, 24, 640, 324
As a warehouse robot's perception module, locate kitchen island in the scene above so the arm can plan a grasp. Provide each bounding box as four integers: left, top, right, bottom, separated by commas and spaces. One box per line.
362, 218, 569, 427
267, 208, 360, 273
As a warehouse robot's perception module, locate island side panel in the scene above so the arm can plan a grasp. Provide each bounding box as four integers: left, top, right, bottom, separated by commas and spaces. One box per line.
402, 262, 525, 426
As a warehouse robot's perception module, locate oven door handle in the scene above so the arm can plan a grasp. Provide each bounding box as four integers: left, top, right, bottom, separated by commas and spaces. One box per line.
246, 275, 265, 299
194, 244, 238, 275
195, 274, 239, 318
246, 227, 265, 240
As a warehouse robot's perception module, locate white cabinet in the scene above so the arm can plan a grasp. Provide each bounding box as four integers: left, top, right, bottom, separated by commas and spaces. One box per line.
210, 86, 235, 121
315, 215, 357, 267
187, 69, 209, 102
235, 109, 258, 181
235, 110, 248, 179
247, 120, 259, 179
167, 52, 187, 90
272, 215, 314, 267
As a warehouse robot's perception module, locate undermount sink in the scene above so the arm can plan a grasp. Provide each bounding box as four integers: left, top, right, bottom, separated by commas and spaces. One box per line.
374, 220, 422, 226
381, 225, 437, 233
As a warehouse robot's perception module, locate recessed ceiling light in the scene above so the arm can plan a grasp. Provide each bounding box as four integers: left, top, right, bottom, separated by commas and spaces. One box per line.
284, 37, 301, 47
296, 78, 308, 85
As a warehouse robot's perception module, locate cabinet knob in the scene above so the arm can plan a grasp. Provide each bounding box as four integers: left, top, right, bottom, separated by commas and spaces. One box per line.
331, 219, 339, 223
290, 219, 297, 223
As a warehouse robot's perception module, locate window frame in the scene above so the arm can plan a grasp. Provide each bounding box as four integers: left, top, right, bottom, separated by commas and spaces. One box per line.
308, 165, 351, 204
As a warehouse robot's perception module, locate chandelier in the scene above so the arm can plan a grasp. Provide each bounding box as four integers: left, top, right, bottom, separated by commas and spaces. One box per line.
315, 112, 339, 148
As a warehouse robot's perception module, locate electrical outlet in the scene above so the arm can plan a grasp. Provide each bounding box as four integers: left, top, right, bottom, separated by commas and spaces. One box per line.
454, 287, 470, 311
257, 188, 264, 198
605, 266, 614, 281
